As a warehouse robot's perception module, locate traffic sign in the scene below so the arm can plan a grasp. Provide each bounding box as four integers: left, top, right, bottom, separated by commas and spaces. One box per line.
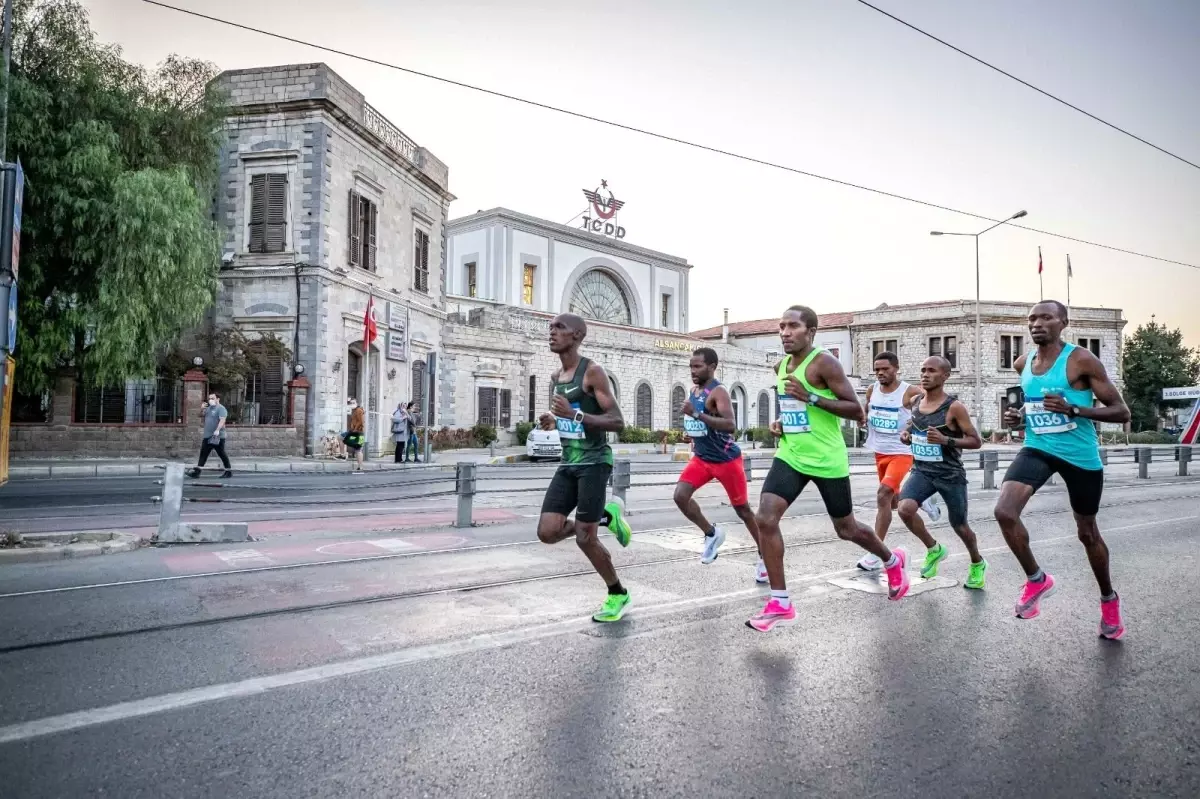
1162, 386, 1200, 401
4, 281, 15, 354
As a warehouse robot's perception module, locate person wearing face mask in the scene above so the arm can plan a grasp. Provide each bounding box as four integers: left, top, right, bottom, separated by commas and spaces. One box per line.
188, 392, 232, 479
344, 397, 366, 473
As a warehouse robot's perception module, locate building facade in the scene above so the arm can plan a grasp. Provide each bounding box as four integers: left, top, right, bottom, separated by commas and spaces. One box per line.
694, 300, 1127, 432
211, 63, 454, 452
443, 211, 777, 434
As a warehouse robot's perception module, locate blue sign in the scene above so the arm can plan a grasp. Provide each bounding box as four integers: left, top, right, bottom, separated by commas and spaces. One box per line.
4, 282, 14, 354
10, 160, 22, 282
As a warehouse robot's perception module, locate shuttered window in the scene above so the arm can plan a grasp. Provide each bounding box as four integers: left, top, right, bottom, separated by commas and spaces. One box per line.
478, 387, 498, 427
670, 385, 686, 430
246, 347, 286, 424
758, 391, 771, 428
636, 383, 652, 429
348, 192, 378, 271
411, 360, 427, 423
528, 376, 537, 422
249, 173, 287, 253
499, 389, 512, 428
414, 230, 430, 292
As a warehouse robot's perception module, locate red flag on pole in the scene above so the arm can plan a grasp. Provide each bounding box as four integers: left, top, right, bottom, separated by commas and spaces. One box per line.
364, 295, 377, 346
1037, 247, 1044, 300
1038, 247, 1043, 275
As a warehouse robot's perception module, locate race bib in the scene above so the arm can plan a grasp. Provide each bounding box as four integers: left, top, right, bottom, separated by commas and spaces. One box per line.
869, 407, 900, 433
683, 414, 708, 438
1024, 400, 1076, 435
556, 402, 585, 440
778, 395, 811, 434
911, 432, 943, 462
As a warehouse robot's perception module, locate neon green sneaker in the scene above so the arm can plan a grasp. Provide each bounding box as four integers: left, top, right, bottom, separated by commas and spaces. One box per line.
964, 559, 988, 590
604, 498, 632, 547
593, 592, 631, 622
920, 542, 949, 579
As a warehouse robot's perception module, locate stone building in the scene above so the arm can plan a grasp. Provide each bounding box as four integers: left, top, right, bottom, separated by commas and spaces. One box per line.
694, 300, 1127, 432
442, 210, 777, 434
211, 63, 454, 451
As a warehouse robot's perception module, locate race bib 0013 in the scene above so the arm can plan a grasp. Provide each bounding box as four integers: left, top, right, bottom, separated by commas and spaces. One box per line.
1023, 400, 1077, 435
911, 432, 943, 462
778, 395, 811, 434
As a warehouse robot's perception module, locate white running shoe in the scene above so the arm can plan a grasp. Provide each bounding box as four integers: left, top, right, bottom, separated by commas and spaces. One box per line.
857, 554, 882, 571
700, 525, 726, 564
755, 558, 769, 584
921, 496, 942, 522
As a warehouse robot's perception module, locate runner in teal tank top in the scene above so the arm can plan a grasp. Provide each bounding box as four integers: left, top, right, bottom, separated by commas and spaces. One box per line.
747, 305, 913, 634
536, 314, 634, 623
995, 301, 1131, 640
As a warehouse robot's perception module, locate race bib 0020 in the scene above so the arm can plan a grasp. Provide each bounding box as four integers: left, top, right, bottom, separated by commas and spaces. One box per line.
683, 415, 708, 437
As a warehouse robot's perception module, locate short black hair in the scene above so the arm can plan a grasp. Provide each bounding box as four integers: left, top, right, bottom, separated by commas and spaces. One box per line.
1048, 300, 1069, 322
693, 347, 718, 366
873, 351, 899, 368
785, 305, 819, 329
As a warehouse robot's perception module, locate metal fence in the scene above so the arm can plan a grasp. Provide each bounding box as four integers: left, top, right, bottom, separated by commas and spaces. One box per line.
73, 379, 183, 424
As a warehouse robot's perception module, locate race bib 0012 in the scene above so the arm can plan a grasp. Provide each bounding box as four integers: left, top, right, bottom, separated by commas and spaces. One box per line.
778, 395, 811, 434
1023, 400, 1077, 435
556, 402, 585, 439
911, 432, 943, 462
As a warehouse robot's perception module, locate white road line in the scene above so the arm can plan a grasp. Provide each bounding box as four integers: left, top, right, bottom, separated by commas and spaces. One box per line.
0, 513, 1192, 746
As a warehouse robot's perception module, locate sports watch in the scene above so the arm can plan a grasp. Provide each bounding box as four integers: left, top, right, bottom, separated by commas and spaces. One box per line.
1066, 404, 1079, 418
573, 409, 585, 424
807, 392, 822, 406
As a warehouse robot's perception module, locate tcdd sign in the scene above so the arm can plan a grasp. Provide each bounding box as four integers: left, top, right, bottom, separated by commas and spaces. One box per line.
581, 180, 627, 239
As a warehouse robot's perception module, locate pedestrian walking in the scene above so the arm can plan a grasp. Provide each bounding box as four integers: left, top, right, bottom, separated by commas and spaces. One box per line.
405, 401, 421, 463
391, 401, 410, 463
344, 397, 366, 473
189, 391, 232, 479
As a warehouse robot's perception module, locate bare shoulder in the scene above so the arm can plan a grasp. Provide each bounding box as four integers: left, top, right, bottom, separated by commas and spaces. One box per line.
816, 350, 846, 376
1013, 352, 1029, 372
904, 384, 924, 403
584, 360, 610, 389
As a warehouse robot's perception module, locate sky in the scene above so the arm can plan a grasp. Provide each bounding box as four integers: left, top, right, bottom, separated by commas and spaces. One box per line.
84, 0, 1200, 345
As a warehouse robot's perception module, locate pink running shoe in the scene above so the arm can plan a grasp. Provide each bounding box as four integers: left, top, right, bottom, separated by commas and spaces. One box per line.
1014, 573, 1056, 619
885, 548, 910, 601
1099, 594, 1125, 640
745, 598, 796, 632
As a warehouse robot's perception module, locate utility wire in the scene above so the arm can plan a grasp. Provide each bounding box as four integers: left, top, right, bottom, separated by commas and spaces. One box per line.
140, 0, 1199, 271
852, 0, 1200, 172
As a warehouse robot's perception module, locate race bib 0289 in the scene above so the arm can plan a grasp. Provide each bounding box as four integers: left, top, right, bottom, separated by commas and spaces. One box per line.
869, 406, 900, 433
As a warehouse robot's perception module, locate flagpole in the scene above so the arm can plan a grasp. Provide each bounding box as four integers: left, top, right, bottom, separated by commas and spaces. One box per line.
1038, 246, 1044, 301
364, 291, 373, 460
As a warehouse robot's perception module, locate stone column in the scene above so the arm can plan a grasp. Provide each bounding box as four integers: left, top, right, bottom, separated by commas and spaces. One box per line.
182, 369, 207, 441
49, 374, 75, 426
288, 375, 310, 455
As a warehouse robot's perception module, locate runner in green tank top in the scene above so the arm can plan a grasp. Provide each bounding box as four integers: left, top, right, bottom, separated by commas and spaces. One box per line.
536, 313, 635, 623
748, 306, 913, 633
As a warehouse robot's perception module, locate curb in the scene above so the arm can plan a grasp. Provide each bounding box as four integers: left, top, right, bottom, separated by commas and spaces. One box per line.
0, 532, 143, 564
487, 454, 531, 464
6, 459, 452, 480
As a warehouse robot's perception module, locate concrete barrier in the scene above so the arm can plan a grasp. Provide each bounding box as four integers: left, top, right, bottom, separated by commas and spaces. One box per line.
157, 522, 250, 543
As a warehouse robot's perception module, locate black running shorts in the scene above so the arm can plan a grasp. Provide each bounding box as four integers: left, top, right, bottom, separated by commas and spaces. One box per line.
761, 459, 854, 519
1003, 447, 1104, 517
541, 463, 613, 523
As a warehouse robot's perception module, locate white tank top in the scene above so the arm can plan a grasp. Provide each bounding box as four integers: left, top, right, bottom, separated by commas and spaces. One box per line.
866, 381, 913, 456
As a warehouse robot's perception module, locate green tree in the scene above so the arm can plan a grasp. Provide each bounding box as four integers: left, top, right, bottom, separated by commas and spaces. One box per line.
8, 0, 225, 393
1122, 320, 1200, 432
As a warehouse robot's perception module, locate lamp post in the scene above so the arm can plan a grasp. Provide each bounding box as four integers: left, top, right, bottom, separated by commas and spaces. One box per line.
930, 210, 1027, 424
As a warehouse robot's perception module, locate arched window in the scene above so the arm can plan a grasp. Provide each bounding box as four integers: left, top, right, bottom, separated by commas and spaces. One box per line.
670, 385, 687, 430
411, 359, 427, 423
568, 269, 632, 326
730, 386, 745, 430
636, 382, 653, 429
758, 391, 771, 428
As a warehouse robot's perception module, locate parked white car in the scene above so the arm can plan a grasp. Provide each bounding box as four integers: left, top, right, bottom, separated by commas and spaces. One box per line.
526, 427, 562, 461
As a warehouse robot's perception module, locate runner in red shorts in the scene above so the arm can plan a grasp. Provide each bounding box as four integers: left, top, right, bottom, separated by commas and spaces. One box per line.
674, 347, 764, 581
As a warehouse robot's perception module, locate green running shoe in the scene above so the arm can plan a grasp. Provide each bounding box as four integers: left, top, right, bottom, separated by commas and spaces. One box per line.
604, 498, 632, 547
964, 559, 988, 590
920, 542, 949, 579
593, 592, 631, 622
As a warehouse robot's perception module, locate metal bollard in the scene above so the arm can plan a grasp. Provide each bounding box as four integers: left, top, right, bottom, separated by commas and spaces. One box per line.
612, 458, 632, 505
743, 456, 754, 484
1178, 446, 1192, 477
455, 462, 476, 528
1099, 447, 1108, 466
981, 450, 999, 490
157, 463, 185, 541
1137, 447, 1152, 479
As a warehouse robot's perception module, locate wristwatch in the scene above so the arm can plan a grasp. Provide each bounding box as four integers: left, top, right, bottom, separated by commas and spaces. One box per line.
807, 392, 822, 406
573, 409, 585, 424
1066, 405, 1079, 418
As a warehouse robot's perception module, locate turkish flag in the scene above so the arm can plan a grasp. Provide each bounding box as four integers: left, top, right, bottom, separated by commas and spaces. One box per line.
364, 295, 378, 346
1038, 246, 1043, 275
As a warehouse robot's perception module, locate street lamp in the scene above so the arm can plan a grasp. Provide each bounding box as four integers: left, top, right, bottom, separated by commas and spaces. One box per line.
930, 210, 1028, 425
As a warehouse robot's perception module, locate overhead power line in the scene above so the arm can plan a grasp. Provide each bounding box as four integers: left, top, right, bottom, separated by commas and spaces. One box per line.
852, 0, 1200, 172
141, 0, 1200, 271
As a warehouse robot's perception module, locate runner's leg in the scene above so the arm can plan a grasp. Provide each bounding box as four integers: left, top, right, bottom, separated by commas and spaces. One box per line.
996, 450, 1057, 618
994, 482, 1040, 576
674, 458, 715, 535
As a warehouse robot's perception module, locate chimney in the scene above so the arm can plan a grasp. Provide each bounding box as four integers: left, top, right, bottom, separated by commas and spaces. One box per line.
721, 308, 729, 343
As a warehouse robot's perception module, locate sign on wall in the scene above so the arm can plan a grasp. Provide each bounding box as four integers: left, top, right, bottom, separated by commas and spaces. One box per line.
386, 330, 407, 362
581, 180, 627, 239
653, 339, 693, 353
387, 302, 408, 331
1162, 386, 1200, 401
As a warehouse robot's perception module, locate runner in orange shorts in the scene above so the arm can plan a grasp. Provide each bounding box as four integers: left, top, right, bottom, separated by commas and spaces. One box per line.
859, 351, 940, 570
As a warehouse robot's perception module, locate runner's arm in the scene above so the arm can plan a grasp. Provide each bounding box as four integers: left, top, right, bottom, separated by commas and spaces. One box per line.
582, 362, 625, 433
862, 384, 873, 416
1073, 350, 1131, 424
701, 386, 736, 433
947, 401, 982, 450
812, 354, 866, 424
1003, 354, 1028, 428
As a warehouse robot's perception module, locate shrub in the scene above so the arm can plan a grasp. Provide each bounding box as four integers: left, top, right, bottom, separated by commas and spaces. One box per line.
748, 426, 777, 447
515, 421, 535, 446
618, 426, 652, 444
1128, 431, 1177, 445
471, 424, 498, 447
423, 427, 477, 451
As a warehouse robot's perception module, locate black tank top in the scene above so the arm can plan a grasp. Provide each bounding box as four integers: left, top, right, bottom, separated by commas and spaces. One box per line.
909, 395, 965, 483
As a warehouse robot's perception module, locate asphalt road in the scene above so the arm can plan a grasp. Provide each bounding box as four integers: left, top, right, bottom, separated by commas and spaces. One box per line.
1, 469, 1198, 797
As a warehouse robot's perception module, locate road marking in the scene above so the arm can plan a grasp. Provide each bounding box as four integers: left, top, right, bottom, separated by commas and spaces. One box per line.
2, 512, 1195, 745
213, 550, 273, 567
829, 573, 958, 595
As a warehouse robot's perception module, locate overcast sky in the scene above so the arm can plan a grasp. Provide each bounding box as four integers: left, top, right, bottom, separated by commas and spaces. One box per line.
85, 0, 1200, 346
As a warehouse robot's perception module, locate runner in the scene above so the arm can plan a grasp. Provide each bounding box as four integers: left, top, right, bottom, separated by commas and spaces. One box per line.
536, 313, 635, 623
895, 356, 988, 588
859, 350, 940, 571
994, 300, 1130, 639
748, 306, 911, 633
674, 347, 765, 580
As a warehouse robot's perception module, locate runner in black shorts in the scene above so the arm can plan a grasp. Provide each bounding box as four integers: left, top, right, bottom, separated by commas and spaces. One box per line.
537, 313, 634, 623
994, 301, 1131, 639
